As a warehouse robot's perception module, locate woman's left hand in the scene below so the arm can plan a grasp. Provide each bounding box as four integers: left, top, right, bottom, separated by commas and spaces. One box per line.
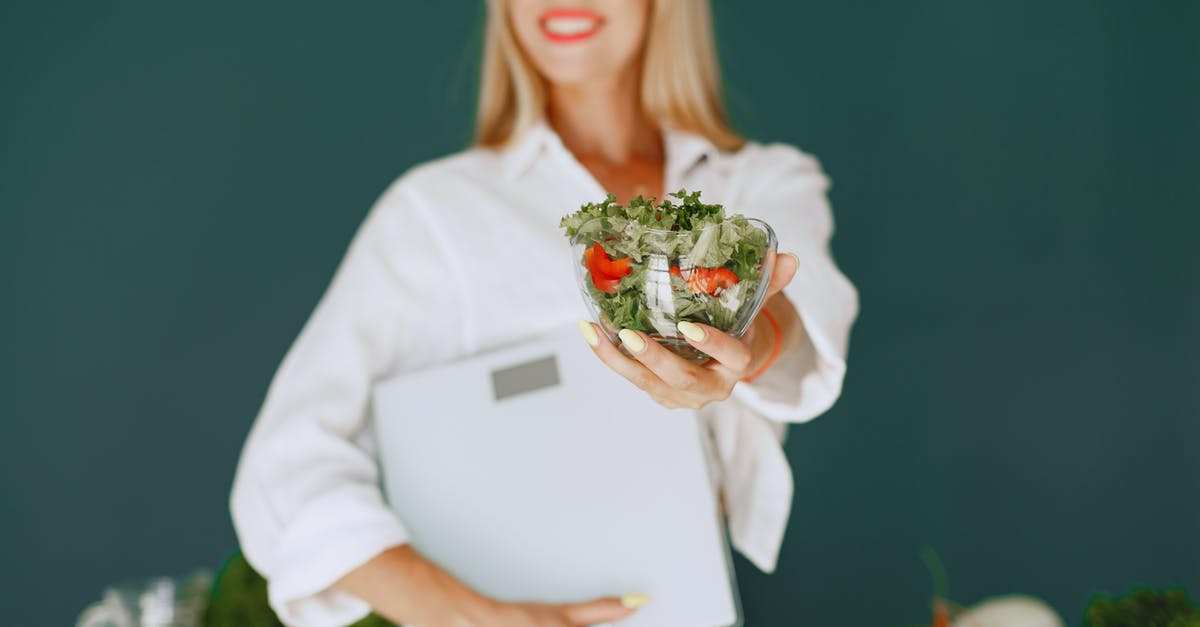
579, 251, 800, 410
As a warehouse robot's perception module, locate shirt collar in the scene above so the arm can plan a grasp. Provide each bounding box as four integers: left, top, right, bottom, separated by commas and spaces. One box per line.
499, 118, 556, 181
498, 117, 720, 184
660, 120, 720, 184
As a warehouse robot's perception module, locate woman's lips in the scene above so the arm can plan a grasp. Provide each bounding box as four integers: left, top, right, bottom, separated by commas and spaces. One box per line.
539, 8, 605, 43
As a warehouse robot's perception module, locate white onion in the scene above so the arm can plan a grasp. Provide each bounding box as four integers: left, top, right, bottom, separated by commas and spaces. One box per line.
951, 595, 1063, 627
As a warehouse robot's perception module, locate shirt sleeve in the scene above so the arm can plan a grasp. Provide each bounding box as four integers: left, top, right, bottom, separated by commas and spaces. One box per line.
727, 143, 860, 423
229, 178, 459, 626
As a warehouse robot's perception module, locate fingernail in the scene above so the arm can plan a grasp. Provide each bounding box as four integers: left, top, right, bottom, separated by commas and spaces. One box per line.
677, 320, 706, 342
621, 593, 651, 609
578, 319, 599, 347
618, 328, 646, 353
787, 252, 800, 267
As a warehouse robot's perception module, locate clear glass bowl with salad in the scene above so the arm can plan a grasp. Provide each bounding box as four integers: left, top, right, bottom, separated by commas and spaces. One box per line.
561, 189, 778, 362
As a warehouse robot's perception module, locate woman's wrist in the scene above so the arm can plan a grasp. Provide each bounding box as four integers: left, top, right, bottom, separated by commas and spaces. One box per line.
741, 295, 804, 383
740, 309, 781, 383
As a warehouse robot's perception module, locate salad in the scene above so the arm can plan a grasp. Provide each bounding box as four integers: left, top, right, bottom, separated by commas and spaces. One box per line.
560, 189, 773, 340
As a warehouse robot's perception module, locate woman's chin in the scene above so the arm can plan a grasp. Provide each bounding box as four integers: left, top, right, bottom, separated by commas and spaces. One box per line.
536, 64, 620, 91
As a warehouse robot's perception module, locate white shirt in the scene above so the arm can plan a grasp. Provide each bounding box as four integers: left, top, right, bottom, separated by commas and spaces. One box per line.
229, 119, 859, 627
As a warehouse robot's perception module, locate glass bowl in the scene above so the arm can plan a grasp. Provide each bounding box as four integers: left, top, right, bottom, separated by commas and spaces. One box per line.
569, 216, 778, 362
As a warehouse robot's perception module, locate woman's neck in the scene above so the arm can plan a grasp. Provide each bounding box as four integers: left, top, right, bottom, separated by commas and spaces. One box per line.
546, 71, 662, 165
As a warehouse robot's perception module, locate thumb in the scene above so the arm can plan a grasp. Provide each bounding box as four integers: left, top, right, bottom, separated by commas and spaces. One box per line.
764, 251, 799, 299
561, 595, 648, 625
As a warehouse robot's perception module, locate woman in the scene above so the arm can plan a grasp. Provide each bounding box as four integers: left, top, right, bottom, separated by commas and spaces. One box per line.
230, 0, 858, 625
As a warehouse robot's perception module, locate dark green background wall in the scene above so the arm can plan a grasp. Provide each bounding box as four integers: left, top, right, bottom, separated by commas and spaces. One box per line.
2, 2, 1197, 625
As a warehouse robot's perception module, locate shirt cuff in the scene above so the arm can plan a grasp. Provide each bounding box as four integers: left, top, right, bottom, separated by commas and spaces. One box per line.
266, 484, 410, 627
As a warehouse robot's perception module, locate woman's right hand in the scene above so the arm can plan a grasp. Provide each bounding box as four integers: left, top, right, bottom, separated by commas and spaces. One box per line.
477, 596, 643, 626
334, 545, 647, 627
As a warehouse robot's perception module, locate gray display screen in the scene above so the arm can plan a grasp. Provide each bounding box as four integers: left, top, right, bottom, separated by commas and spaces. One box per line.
491, 354, 560, 402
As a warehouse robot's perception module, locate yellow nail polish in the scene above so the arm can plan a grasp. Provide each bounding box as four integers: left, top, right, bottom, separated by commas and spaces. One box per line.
676, 320, 706, 342
621, 593, 651, 609
618, 328, 646, 353
578, 319, 599, 347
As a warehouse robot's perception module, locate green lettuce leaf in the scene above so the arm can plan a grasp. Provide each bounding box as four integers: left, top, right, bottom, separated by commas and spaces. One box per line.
562, 189, 771, 335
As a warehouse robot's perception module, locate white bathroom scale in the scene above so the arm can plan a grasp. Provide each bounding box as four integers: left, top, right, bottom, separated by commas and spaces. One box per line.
371, 322, 741, 627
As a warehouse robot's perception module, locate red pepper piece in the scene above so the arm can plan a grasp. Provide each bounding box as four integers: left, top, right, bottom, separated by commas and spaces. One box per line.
584, 242, 632, 294
668, 265, 739, 296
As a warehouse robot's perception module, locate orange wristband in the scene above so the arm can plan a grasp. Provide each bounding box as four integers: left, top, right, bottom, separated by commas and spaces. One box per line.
740, 308, 781, 384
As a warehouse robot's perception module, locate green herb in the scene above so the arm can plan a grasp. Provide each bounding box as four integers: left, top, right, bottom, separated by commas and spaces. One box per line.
559, 189, 726, 239
1084, 588, 1200, 627
560, 189, 771, 336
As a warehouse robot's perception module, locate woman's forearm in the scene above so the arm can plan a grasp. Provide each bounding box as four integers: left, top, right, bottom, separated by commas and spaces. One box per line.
332, 544, 495, 626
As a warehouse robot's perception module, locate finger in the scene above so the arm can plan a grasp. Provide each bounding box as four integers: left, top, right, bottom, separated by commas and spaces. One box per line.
616, 328, 718, 393
562, 595, 647, 626
674, 321, 753, 374
764, 251, 799, 299
580, 321, 673, 397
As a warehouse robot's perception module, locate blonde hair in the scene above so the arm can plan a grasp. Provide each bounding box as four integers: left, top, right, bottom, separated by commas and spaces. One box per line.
475, 0, 744, 151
